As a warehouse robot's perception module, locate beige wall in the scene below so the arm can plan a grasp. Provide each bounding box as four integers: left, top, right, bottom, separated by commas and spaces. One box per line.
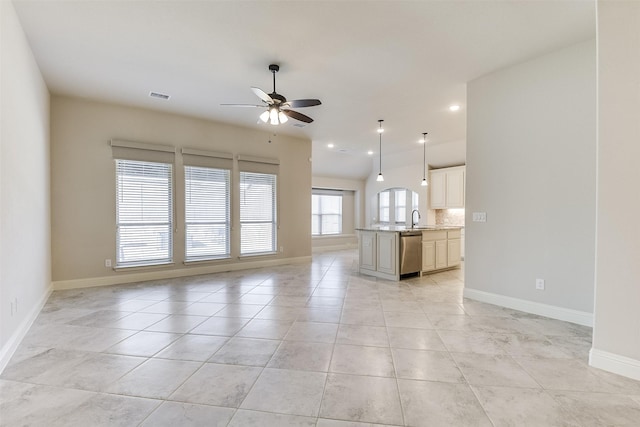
0, 1, 51, 368
591, 1, 640, 379
465, 40, 596, 321
50, 96, 311, 285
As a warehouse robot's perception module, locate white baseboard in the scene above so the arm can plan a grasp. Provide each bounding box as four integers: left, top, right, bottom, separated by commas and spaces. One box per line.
463, 288, 593, 327
312, 243, 358, 253
53, 255, 312, 290
0, 284, 52, 374
589, 348, 640, 381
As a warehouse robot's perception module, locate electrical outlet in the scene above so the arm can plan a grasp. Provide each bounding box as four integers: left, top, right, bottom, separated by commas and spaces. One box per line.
105, 259, 112, 268
536, 278, 545, 290
279, 246, 284, 253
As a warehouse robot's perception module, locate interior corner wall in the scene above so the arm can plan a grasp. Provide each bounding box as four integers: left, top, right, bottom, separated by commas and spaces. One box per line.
50, 95, 311, 286
590, 1, 640, 379
464, 40, 596, 321
0, 1, 51, 369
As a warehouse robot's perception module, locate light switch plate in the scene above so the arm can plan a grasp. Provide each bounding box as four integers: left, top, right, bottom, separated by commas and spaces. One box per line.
472, 212, 487, 222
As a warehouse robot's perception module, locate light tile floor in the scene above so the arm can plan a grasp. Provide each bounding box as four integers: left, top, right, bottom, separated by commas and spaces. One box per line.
2, 250, 640, 426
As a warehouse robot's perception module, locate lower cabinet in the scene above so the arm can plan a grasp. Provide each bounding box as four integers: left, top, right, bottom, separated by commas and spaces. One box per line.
435, 240, 448, 269
359, 231, 377, 271
358, 230, 399, 280
422, 241, 436, 271
447, 238, 461, 267
377, 232, 398, 276
422, 229, 462, 273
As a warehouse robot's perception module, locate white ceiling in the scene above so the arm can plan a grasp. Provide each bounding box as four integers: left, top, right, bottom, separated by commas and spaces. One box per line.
13, 0, 595, 179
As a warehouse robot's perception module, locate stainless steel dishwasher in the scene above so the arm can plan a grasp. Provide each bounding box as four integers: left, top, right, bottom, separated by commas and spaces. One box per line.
399, 232, 422, 275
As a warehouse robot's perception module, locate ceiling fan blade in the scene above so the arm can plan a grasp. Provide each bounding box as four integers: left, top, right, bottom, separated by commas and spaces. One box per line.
251, 87, 273, 104
286, 99, 322, 108
220, 103, 264, 107
282, 109, 314, 123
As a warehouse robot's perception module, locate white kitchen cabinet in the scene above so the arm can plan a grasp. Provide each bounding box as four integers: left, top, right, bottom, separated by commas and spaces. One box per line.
429, 166, 465, 209
359, 231, 377, 271
422, 241, 436, 271
421, 229, 462, 273
447, 238, 461, 266
429, 172, 447, 208
377, 232, 397, 276
435, 240, 448, 269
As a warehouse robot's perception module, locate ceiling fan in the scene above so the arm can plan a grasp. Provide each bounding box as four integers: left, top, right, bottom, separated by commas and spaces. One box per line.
222, 64, 321, 125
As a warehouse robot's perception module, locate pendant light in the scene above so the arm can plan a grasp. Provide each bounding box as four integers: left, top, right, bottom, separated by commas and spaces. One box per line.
421, 132, 428, 186
376, 120, 384, 182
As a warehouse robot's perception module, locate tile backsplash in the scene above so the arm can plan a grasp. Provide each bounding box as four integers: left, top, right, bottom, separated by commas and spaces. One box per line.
435, 208, 465, 226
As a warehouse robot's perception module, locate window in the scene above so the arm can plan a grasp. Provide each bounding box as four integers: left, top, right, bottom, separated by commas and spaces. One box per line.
116, 159, 173, 267
379, 190, 390, 223
185, 166, 230, 261
376, 187, 419, 225
395, 189, 407, 224
312, 193, 342, 235
240, 171, 277, 255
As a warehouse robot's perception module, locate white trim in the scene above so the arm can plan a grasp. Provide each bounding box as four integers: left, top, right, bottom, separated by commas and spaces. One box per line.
0, 285, 52, 374
181, 148, 233, 159
52, 256, 311, 290
110, 139, 175, 153
589, 348, 640, 381
312, 243, 359, 253
463, 288, 593, 327
237, 155, 279, 165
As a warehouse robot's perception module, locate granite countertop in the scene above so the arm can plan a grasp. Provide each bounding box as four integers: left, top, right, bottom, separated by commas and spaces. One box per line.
356, 225, 464, 232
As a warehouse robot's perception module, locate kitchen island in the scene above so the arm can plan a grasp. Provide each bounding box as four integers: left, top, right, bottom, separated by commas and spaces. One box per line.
356, 225, 463, 281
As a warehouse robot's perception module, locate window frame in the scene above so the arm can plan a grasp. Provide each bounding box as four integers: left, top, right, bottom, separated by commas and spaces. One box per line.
312, 191, 343, 236
239, 170, 278, 256
115, 159, 174, 268
184, 165, 231, 261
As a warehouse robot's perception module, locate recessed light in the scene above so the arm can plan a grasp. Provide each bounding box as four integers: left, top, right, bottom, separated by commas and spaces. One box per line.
327, 143, 334, 148
449, 105, 460, 112
418, 139, 426, 144
367, 150, 374, 155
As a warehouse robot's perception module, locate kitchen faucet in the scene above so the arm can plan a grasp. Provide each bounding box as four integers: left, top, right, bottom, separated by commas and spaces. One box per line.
411, 209, 421, 228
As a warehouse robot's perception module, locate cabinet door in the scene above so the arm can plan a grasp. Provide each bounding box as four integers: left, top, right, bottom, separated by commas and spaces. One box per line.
435, 240, 447, 269
447, 238, 461, 267
446, 169, 465, 208
422, 241, 436, 271
430, 171, 447, 209
377, 232, 397, 275
359, 232, 376, 271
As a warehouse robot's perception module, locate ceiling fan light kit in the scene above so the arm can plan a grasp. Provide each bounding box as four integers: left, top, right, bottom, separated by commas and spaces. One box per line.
223, 64, 321, 126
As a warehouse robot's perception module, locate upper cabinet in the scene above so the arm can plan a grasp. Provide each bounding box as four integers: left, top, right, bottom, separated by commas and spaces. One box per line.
429, 166, 465, 209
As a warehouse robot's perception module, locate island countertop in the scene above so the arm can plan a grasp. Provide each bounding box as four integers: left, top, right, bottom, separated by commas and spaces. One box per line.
356, 225, 463, 233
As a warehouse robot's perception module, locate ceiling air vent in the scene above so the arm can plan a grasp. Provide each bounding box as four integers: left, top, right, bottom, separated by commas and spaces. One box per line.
293, 123, 306, 128
149, 91, 170, 100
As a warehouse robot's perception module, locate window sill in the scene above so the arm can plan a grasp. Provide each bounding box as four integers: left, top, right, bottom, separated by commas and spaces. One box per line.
238, 251, 278, 259
113, 262, 175, 272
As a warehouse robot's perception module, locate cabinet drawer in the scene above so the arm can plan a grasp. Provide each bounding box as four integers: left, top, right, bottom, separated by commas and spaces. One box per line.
422, 231, 447, 241
447, 229, 461, 239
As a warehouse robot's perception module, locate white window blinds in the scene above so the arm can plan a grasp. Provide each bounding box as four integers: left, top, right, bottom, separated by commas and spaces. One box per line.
185, 166, 230, 261
115, 159, 173, 267
240, 171, 277, 255
312, 193, 342, 235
